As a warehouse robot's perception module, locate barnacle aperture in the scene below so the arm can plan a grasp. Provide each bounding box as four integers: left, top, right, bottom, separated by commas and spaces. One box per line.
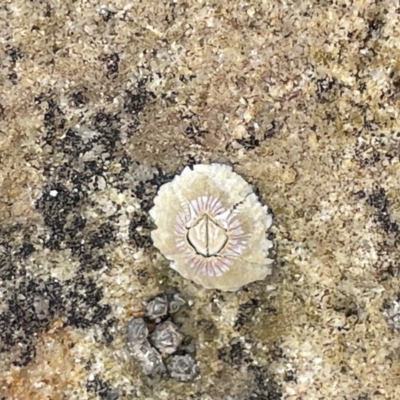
149, 163, 274, 291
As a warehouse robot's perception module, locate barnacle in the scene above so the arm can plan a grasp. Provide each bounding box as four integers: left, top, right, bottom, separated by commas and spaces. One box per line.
128, 339, 165, 376
168, 293, 185, 313
149, 164, 274, 291
126, 318, 148, 342
145, 295, 169, 320
149, 320, 183, 355
167, 354, 198, 381
126, 294, 191, 378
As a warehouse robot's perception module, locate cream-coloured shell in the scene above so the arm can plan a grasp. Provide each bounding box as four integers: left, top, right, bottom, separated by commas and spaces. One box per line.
149, 163, 273, 291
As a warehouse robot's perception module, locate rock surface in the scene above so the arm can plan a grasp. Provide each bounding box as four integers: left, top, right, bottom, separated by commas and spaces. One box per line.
1, 0, 400, 399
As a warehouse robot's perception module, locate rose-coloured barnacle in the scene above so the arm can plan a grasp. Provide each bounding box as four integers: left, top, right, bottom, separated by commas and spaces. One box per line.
168, 293, 186, 314
128, 339, 166, 376
167, 354, 198, 382
145, 295, 169, 320
126, 318, 148, 344
149, 164, 274, 291
149, 320, 183, 356
384, 300, 400, 331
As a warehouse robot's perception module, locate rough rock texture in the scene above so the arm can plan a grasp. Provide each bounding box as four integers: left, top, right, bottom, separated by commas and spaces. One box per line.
1, 0, 400, 399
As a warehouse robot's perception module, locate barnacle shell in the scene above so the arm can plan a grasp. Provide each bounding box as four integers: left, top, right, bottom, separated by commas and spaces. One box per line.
149, 320, 183, 355
128, 339, 166, 376
150, 164, 274, 291
126, 318, 148, 342
145, 295, 169, 320
168, 293, 185, 313
167, 354, 198, 381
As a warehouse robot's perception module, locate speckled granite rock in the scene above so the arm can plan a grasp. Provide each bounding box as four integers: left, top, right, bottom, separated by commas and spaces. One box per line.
1, 0, 400, 399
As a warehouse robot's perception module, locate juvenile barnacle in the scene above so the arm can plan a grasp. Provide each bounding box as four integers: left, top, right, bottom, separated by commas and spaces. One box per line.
126, 318, 148, 343
149, 164, 274, 291
167, 354, 198, 381
145, 295, 169, 320
168, 293, 185, 314
128, 339, 166, 376
149, 320, 183, 355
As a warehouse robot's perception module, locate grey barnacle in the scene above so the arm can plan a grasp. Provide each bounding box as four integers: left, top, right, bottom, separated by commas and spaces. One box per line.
126, 318, 148, 343
168, 293, 185, 314
126, 317, 165, 376
130, 340, 166, 376
149, 320, 183, 355
146, 295, 169, 321
167, 354, 198, 381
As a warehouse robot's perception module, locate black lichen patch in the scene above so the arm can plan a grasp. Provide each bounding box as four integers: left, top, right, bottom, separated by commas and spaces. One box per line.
217, 338, 252, 369
8, 72, 18, 85
63, 275, 112, 330
132, 166, 175, 213
363, 187, 400, 278
0, 242, 15, 281
234, 299, 259, 331
50, 128, 91, 158
65, 220, 117, 275
314, 76, 337, 104
5, 76, 166, 370
367, 187, 399, 236
236, 133, 262, 150
374, 240, 400, 279
283, 369, 296, 382
248, 365, 282, 400
90, 111, 121, 157
235, 122, 276, 150
5, 46, 23, 63
234, 298, 277, 333
217, 338, 282, 399
179, 112, 208, 143
42, 98, 66, 141
124, 79, 156, 115
365, 15, 385, 41
15, 241, 35, 258
87, 222, 116, 249
105, 53, 120, 79
129, 211, 153, 249
71, 91, 86, 107
184, 122, 207, 140
0, 278, 63, 366
36, 183, 84, 250
0, 226, 36, 281
0, 273, 114, 366
353, 141, 381, 166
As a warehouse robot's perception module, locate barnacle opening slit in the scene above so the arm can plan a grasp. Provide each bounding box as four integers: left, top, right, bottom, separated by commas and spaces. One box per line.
186, 214, 229, 257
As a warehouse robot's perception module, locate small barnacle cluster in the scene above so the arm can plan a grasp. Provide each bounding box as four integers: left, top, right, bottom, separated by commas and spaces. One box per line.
126, 293, 198, 381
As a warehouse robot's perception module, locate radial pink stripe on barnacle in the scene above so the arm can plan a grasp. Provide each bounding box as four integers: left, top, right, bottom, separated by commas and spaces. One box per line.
149, 164, 274, 291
